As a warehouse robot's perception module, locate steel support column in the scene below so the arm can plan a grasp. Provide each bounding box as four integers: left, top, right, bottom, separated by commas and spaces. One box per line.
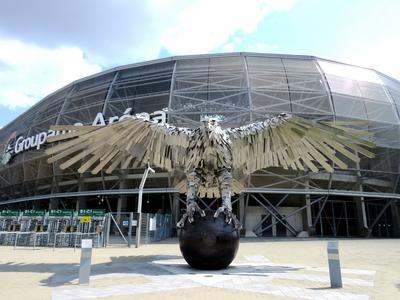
355, 151, 369, 236
238, 193, 245, 228
257, 195, 325, 235
390, 201, 400, 237
253, 193, 290, 234
172, 193, 181, 228
256, 193, 297, 235
367, 199, 394, 237
250, 194, 297, 236
304, 176, 313, 234
116, 170, 128, 225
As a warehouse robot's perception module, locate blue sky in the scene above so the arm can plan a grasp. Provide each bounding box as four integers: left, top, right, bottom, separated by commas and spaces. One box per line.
0, 0, 399, 128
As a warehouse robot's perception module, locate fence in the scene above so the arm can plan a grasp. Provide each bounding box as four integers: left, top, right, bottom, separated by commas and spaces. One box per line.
107, 212, 174, 247
0, 210, 173, 249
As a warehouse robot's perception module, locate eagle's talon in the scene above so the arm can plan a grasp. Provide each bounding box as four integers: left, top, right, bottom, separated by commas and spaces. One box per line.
214, 206, 241, 229
177, 213, 187, 228
177, 200, 205, 228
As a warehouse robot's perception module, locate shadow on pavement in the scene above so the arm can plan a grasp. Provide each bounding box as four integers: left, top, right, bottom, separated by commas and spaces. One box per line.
0, 253, 302, 287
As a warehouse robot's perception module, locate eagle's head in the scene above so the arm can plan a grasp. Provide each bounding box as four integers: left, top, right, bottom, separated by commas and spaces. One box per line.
200, 115, 223, 131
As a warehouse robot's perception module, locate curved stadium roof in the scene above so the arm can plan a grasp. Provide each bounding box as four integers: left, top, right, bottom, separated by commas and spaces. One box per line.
0, 52, 399, 202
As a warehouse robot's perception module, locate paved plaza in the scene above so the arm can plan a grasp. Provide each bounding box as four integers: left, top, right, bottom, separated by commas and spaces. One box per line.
0, 238, 398, 299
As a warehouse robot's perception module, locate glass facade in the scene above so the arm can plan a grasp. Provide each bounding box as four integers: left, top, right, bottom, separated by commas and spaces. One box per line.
0, 53, 399, 205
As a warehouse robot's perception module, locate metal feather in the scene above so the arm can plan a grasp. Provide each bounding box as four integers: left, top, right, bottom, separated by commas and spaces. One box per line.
46, 113, 375, 200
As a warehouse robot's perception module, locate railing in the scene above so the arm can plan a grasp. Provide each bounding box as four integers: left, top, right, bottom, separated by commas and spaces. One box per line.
106, 212, 173, 247
0, 212, 173, 248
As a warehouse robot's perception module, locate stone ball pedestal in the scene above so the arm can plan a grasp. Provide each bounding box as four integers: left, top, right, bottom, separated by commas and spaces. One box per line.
178, 210, 240, 270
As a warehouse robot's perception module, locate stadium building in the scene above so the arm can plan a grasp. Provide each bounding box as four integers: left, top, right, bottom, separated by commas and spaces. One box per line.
0, 52, 399, 238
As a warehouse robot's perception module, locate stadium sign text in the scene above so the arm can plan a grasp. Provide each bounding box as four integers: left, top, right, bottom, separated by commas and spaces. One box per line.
0, 109, 167, 166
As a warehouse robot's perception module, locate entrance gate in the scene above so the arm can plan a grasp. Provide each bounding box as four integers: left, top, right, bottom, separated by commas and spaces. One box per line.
106, 212, 173, 247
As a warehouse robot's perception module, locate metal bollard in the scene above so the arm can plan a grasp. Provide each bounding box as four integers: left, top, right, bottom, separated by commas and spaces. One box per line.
79, 239, 92, 285
327, 240, 342, 288
128, 212, 133, 248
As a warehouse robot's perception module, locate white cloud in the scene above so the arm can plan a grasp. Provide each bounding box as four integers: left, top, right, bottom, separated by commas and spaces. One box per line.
158, 0, 295, 55
244, 42, 278, 53
220, 41, 278, 54
0, 0, 296, 65
221, 42, 236, 52
0, 0, 296, 109
0, 40, 101, 108
332, 35, 400, 81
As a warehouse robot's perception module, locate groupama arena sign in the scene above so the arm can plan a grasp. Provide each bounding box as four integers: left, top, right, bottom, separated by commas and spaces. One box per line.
0, 109, 167, 166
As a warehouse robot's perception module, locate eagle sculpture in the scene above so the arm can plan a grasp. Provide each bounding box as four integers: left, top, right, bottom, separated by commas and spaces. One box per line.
45, 113, 375, 228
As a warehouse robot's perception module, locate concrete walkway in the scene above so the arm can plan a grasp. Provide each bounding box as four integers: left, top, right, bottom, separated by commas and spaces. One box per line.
0, 238, 399, 299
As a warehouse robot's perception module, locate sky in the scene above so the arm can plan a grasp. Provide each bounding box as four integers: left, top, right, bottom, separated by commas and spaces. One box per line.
0, 0, 399, 127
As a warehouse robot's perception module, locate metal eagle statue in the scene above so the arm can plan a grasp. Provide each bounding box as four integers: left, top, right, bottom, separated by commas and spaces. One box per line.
45, 113, 375, 229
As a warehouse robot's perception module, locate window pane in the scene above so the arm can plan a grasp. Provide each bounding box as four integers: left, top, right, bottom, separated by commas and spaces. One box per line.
283, 59, 333, 115
170, 57, 249, 126
246, 56, 290, 113
364, 100, 399, 123
332, 94, 367, 119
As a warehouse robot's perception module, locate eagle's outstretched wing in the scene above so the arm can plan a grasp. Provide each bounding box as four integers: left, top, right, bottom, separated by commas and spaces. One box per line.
227, 114, 375, 175
45, 117, 192, 174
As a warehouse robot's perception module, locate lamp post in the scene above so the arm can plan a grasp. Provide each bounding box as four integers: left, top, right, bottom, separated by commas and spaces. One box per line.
136, 163, 155, 248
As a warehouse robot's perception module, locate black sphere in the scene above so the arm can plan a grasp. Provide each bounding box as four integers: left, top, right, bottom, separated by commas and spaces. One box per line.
178, 210, 240, 270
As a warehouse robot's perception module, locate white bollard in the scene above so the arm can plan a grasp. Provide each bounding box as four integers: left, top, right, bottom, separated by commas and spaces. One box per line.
327, 240, 342, 288
79, 239, 92, 285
